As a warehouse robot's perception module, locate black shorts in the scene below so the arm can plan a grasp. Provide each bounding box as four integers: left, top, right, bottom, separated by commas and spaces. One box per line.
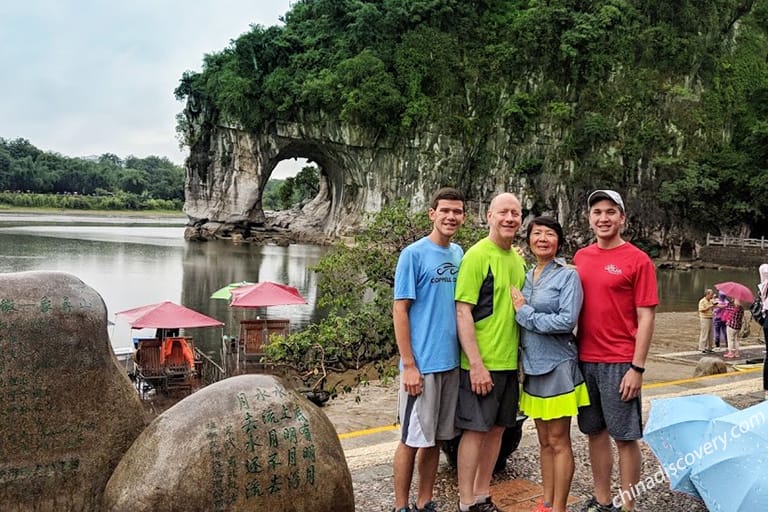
455, 369, 519, 432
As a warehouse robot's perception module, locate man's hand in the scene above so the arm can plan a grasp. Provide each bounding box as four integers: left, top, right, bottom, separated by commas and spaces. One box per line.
469, 362, 493, 396
401, 364, 423, 396
619, 367, 643, 401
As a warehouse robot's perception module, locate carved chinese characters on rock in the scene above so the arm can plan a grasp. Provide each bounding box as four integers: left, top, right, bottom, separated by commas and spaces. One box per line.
103, 373, 354, 512
205, 387, 319, 510
0, 271, 146, 512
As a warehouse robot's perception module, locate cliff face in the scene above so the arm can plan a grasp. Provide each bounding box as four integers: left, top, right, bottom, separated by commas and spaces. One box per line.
177, 1, 768, 255
182, 94, 690, 256
184, 106, 491, 238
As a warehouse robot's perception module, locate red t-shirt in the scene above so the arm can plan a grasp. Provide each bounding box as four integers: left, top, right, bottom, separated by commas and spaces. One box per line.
574, 242, 659, 363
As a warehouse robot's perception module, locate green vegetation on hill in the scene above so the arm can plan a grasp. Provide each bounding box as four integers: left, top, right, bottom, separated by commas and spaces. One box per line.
0, 138, 185, 211
176, 0, 768, 237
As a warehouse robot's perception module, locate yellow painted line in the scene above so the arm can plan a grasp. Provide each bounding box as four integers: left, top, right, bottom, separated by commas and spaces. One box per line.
337, 368, 764, 440
338, 424, 398, 440
643, 367, 762, 389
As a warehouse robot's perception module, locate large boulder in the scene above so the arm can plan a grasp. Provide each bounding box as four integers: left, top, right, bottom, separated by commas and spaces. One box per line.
103, 374, 354, 512
0, 271, 147, 512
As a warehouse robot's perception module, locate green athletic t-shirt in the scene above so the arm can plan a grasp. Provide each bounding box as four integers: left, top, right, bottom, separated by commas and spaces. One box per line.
454, 237, 526, 370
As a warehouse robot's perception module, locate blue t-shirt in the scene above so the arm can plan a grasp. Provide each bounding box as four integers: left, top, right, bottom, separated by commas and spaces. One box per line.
394, 237, 463, 374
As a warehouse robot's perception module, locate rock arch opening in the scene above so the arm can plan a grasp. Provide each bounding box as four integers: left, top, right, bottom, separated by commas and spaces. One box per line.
259, 144, 342, 238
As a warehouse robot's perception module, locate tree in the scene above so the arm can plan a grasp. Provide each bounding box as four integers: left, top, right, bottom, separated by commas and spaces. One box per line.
263, 200, 486, 389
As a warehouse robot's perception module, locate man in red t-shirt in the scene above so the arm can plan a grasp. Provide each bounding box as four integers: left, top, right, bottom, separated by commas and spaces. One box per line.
574, 190, 658, 512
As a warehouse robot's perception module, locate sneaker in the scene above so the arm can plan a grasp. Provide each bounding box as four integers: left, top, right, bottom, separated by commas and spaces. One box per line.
533, 501, 552, 512
473, 497, 504, 512
415, 502, 437, 512
581, 496, 619, 512
394, 507, 412, 512
723, 351, 736, 359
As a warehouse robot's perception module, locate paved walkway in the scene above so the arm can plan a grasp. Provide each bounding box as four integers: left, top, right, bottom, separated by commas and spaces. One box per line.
333, 348, 766, 510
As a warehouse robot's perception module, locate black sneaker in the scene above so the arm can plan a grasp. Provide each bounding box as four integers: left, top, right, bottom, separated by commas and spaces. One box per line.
393, 507, 412, 512
581, 496, 620, 512
473, 497, 504, 512
415, 502, 438, 512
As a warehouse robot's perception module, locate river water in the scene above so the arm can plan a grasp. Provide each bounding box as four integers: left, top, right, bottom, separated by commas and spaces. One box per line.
0, 212, 760, 359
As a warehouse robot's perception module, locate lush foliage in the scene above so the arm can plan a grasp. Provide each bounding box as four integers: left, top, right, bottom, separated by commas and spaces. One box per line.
0, 138, 185, 210
263, 201, 487, 388
0, 192, 180, 212
176, 0, 768, 237
262, 165, 320, 210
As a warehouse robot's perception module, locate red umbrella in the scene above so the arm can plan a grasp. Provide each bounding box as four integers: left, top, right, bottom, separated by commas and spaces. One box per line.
115, 301, 224, 329
714, 282, 754, 304
229, 281, 307, 308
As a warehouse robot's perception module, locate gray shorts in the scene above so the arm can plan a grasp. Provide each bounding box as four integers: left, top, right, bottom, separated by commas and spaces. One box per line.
398, 368, 460, 447
455, 369, 519, 432
577, 362, 643, 441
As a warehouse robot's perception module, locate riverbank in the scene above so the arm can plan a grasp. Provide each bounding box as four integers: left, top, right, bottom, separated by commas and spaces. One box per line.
0, 206, 186, 218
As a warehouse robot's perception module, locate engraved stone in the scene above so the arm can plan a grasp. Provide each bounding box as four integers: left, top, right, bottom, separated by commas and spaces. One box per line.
0, 271, 147, 511
103, 373, 354, 511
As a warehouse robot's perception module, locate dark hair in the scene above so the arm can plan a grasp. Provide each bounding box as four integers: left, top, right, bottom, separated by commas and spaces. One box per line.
526, 216, 564, 253
430, 187, 465, 210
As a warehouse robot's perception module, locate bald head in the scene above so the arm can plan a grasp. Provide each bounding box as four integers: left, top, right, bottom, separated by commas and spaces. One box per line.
486, 193, 522, 249
488, 193, 520, 213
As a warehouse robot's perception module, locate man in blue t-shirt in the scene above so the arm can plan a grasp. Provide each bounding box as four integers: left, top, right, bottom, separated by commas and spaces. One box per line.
392, 187, 466, 512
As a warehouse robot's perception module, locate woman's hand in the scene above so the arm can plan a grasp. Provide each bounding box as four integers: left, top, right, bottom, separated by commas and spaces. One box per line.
510, 285, 526, 311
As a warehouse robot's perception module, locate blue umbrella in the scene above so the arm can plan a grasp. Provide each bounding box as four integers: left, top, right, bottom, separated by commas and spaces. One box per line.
644, 395, 737, 497
689, 400, 768, 511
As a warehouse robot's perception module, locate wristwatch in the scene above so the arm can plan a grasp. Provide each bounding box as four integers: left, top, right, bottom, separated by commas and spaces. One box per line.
629, 363, 645, 374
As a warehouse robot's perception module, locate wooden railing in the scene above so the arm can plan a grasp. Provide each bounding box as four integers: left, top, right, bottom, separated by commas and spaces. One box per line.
195, 348, 226, 387
707, 234, 768, 248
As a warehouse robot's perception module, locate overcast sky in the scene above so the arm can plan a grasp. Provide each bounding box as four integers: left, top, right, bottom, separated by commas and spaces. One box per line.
0, 0, 308, 176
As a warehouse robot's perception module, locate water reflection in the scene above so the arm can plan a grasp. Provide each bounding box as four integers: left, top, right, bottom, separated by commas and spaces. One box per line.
657, 267, 758, 313
0, 213, 763, 358
179, 241, 327, 356
0, 215, 328, 359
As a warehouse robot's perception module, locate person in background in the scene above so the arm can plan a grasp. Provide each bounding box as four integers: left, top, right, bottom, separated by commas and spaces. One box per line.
712, 292, 728, 349
510, 216, 588, 512
454, 193, 527, 512
723, 298, 744, 359
697, 289, 715, 353
574, 190, 658, 512
758, 264, 768, 400
392, 187, 466, 512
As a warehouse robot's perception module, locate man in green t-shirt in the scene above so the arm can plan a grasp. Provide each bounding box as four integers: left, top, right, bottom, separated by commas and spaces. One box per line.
454, 192, 526, 512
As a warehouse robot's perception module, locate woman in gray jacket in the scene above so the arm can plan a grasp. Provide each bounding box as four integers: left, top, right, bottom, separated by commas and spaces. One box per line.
510, 216, 588, 512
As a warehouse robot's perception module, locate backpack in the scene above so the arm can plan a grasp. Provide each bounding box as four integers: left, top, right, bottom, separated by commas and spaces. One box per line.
750, 295, 765, 326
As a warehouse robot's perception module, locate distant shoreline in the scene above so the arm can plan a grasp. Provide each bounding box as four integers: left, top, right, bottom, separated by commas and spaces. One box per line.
0, 206, 186, 220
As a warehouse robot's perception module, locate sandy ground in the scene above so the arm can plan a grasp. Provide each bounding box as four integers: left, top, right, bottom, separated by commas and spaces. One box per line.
320, 312, 767, 511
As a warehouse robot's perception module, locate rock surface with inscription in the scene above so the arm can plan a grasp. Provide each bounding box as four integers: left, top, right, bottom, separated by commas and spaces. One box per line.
103, 373, 354, 512
0, 271, 148, 512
